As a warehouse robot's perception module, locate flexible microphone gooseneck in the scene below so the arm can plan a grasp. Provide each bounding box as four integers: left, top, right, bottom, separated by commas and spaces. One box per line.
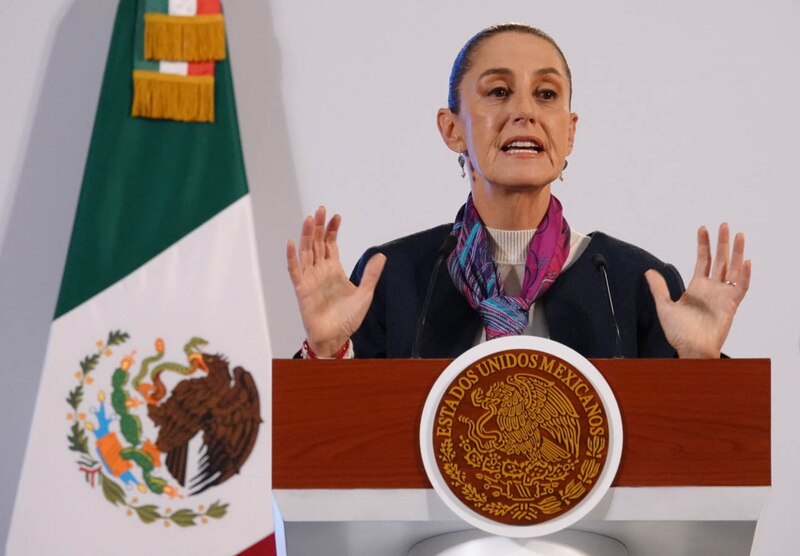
411, 235, 458, 358
592, 254, 624, 359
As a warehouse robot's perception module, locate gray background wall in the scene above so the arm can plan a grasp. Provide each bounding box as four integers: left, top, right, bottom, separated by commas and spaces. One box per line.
2, 0, 798, 553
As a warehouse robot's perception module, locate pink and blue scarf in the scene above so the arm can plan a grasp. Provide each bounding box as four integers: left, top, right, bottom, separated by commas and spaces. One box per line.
447, 194, 571, 340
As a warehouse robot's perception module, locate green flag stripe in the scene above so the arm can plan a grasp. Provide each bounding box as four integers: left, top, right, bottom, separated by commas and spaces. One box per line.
55, 0, 248, 318
133, 59, 159, 71
145, 0, 168, 13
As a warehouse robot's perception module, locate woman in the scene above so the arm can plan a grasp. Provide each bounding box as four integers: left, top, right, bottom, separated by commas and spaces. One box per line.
286, 24, 750, 360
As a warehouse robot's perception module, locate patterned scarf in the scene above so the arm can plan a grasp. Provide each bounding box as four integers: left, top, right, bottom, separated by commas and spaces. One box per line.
447, 194, 571, 340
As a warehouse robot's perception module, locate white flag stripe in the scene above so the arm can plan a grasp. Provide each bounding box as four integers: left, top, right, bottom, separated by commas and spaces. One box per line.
7, 196, 272, 555
168, 0, 197, 16
159, 61, 189, 76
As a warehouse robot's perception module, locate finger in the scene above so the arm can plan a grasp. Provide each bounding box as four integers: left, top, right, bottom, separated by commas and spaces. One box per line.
312, 206, 326, 264
286, 240, 302, 285
726, 232, 746, 283
645, 269, 673, 310
739, 259, 752, 296
325, 213, 342, 260
693, 226, 711, 279
299, 215, 314, 267
710, 223, 730, 281
727, 258, 752, 305
358, 253, 387, 294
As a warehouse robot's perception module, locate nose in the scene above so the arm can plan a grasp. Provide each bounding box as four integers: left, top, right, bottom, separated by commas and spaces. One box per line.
512, 94, 538, 124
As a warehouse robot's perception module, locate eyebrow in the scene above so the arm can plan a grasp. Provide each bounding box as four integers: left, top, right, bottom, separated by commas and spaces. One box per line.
477, 67, 564, 80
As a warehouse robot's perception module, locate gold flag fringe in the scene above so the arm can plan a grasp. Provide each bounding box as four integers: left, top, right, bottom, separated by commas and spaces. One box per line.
144, 14, 226, 62
132, 71, 215, 123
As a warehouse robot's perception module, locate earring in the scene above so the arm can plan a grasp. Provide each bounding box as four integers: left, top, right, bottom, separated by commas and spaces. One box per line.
458, 154, 466, 179
559, 159, 569, 182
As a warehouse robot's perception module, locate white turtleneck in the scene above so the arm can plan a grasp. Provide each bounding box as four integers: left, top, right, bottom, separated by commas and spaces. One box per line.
475, 227, 590, 343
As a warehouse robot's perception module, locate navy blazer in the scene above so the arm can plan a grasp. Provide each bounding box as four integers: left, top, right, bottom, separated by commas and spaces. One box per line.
350, 224, 685, 359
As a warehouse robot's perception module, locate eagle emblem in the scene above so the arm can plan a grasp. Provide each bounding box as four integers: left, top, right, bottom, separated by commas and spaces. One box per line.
65, 331, 262, 526
468, 374, 580, 469
433, 349, 610, 526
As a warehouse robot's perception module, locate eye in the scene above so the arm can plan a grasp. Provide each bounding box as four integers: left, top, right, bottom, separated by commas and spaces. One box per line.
537, 88, 557, 101
487, 86, 511, 98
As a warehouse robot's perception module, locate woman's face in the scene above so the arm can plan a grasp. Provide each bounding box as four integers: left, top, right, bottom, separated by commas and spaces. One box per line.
440, 32, 578, 191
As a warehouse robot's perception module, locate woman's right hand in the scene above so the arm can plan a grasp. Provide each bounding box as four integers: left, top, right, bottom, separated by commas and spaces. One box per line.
287, 206, 386, 356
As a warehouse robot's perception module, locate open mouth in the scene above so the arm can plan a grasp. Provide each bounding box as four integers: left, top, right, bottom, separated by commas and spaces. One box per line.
501, 139, 544, 154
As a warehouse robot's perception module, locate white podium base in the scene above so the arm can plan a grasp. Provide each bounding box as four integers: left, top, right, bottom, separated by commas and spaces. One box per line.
407, 529, 629, 556
273, 486, 768, 556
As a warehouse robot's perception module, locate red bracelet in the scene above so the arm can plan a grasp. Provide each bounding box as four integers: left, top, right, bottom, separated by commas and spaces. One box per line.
303, 338, 350, 359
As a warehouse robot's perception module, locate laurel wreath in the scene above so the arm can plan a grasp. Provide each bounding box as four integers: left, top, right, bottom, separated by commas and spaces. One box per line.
66, 330, 229, 527
437, 434, 606, 520
439, 438, 487, 506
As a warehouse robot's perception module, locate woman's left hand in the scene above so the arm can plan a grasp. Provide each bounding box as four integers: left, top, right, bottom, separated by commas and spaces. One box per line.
645, 223, 751, 358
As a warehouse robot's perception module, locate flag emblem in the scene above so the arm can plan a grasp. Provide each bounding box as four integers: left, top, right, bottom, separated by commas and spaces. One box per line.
66, 330, 262, 527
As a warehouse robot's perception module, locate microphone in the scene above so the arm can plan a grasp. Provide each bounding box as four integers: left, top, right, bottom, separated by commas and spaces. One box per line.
411, 234, 457, 358
592, 254, 623, 359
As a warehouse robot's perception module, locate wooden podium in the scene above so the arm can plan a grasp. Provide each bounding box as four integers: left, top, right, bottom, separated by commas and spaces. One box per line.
272, 358, 770, 556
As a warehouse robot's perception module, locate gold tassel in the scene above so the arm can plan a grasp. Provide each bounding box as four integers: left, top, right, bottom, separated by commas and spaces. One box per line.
144, 14, 226, 62
132, 70, 215, 123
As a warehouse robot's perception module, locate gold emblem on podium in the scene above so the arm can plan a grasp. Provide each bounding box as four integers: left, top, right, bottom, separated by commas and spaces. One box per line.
432, 348, 610, 526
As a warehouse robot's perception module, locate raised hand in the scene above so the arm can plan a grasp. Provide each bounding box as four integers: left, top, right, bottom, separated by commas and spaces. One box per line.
287, 206, 386, 356
645, 224, 751, 358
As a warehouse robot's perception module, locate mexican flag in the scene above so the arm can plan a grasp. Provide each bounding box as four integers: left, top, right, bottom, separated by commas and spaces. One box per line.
6, 0, 275, 554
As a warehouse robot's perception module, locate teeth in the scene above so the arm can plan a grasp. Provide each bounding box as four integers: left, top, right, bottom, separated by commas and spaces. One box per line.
503, 140, 543, 152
